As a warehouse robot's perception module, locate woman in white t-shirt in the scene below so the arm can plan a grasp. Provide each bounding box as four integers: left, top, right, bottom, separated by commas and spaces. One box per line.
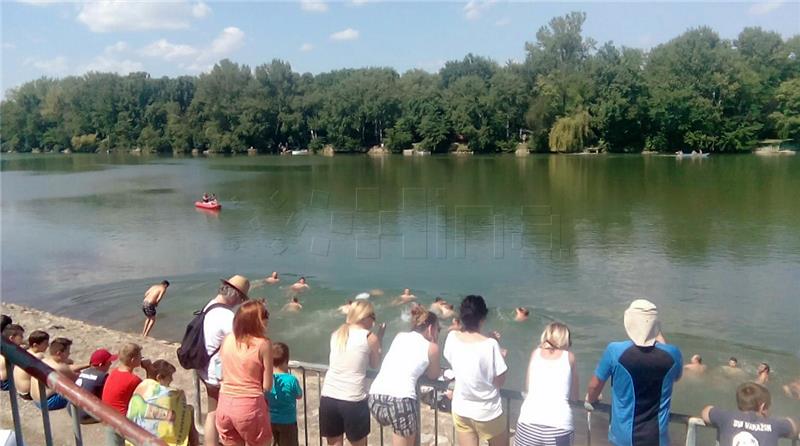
515, 322, 578, 446
320, 300, 385, 446
443, 295, 508, 446
369, 304, 441, 446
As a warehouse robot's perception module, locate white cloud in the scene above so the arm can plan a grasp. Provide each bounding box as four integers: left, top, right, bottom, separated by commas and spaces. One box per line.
300, 43, 315, 52
208, 26, 245, 57
139, 27, 245, 72
192, 1, 211, 18
77, 1, 211, 33
16, 0, 61, 5
748, 0, 785, 15
104, 41, 128, 54
494, 17, 510, 27
83, 56, 144, 74
24, 56, 69, 75
300, 0, 328, 13
141, 39, 199, 61
330, 28, 359, 41
2, 43, 16, 50
464, 0, 497, 21
350, 0, 370, 5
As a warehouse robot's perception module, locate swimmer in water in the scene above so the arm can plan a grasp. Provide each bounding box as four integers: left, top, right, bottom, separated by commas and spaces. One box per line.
265, 272, 280, 284
514, 307, 530, 322
756, 362, 770, 385
282, 297, 302, 313
721, 356, 747, 377
784, 377, 800, 400
392, 288, 417, 306
290, 277, 310, 292
683, 354, 707, 375
439, 303, 455, 319
429, 297, 446, 315
338, 300, 353, 315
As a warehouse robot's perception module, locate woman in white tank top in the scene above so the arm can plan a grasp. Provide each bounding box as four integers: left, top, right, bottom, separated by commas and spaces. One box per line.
369, 304, 441, 446
320, 300, 385, 446
515, 322, 579, 446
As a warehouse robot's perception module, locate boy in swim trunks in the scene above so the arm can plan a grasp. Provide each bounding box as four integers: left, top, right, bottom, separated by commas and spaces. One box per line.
31, 337, 90, 411
142, 280, 170, 337
13, 330, 50, 400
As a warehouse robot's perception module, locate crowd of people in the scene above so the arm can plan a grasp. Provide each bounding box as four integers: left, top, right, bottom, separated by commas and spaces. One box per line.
2, 274, 799, 446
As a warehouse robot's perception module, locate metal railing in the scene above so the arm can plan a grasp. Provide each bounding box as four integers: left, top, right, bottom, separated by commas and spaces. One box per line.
190, 359, 799, 446
1, 340, 166, 446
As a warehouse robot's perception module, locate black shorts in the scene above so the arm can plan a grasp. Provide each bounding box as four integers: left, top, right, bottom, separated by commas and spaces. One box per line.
319, 396, 370, 441
142, 302, 157, 317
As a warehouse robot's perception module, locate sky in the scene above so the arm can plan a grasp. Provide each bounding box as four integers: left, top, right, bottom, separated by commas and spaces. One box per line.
1, 0, 799, 97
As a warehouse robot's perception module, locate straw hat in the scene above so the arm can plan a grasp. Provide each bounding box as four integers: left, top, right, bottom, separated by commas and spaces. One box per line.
221, 275, 250, 300
623, 299, 660, 347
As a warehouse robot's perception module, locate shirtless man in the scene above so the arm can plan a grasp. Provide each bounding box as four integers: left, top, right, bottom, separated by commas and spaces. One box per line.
448, 318, 462, 332
392, 288, 417, 306
721, 356, 747, 378
429, 297, 446, 315
265, 271, 280, 284
31, 338, 90, 410
290, 277, 310, 292
13, 330, 50, 400
756, 362, 771, 385
338, 300, 353, 315
0, 324, 24, 391
683, 354, 707, 375
282, 297, 303, 312
514, 307, 530, 322
784, 377, 800, 400
439, 303, 455, 319
142, 280, 170, 337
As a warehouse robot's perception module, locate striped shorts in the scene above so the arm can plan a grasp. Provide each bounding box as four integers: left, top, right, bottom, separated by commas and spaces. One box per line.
514, 423, 574, 446
368, 394, 418, 437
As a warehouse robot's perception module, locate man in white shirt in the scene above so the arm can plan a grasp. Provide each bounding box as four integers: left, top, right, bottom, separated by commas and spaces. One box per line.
200, 275, 250, 446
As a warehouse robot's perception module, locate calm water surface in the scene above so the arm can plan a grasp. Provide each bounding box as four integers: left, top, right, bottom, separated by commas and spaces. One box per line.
2, 153, 799, 421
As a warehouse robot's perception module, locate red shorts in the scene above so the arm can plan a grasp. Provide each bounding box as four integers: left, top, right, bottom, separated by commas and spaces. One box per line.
215, 394, 272, 446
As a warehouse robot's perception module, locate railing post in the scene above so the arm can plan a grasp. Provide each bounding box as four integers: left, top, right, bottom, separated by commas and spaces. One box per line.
584, 402, 593, 446
192, 370, 203, 432
301, 367, 309, 446
433, 388, 438, 446
4, 360, 25, 445
318, 371, 323, 446
685, 417, 706, 446
38, 379, 55, 446
415, 383, 422, 446
69, 404, 84, 446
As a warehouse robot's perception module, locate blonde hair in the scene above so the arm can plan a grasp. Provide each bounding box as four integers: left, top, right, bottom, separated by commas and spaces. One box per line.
410, 304, 438, 333
333, 300, 374, 352
540, 322, 571, 350
119, 343, 142, 366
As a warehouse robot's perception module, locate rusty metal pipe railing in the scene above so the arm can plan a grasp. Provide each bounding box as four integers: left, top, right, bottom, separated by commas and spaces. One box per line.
4, 356, 25, 444
1, 340, 167, 446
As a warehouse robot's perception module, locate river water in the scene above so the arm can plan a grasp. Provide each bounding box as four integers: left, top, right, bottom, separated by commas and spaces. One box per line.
2, 153, 799, 422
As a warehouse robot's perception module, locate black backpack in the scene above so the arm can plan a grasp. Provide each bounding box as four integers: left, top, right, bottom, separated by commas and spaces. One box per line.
176, 303, 232, 370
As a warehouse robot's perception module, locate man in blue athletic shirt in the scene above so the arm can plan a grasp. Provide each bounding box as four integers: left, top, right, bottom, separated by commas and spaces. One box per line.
585, 299, 683, 446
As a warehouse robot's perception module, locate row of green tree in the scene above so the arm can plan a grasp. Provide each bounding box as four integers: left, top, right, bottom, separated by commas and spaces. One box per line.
2, 12, 799, 154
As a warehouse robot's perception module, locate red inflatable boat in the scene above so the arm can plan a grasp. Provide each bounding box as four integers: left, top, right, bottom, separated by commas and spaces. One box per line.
195, 200, 221, 210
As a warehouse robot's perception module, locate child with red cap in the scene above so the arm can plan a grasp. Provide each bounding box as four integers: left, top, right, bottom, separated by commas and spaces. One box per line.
74, 348, 118, 424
